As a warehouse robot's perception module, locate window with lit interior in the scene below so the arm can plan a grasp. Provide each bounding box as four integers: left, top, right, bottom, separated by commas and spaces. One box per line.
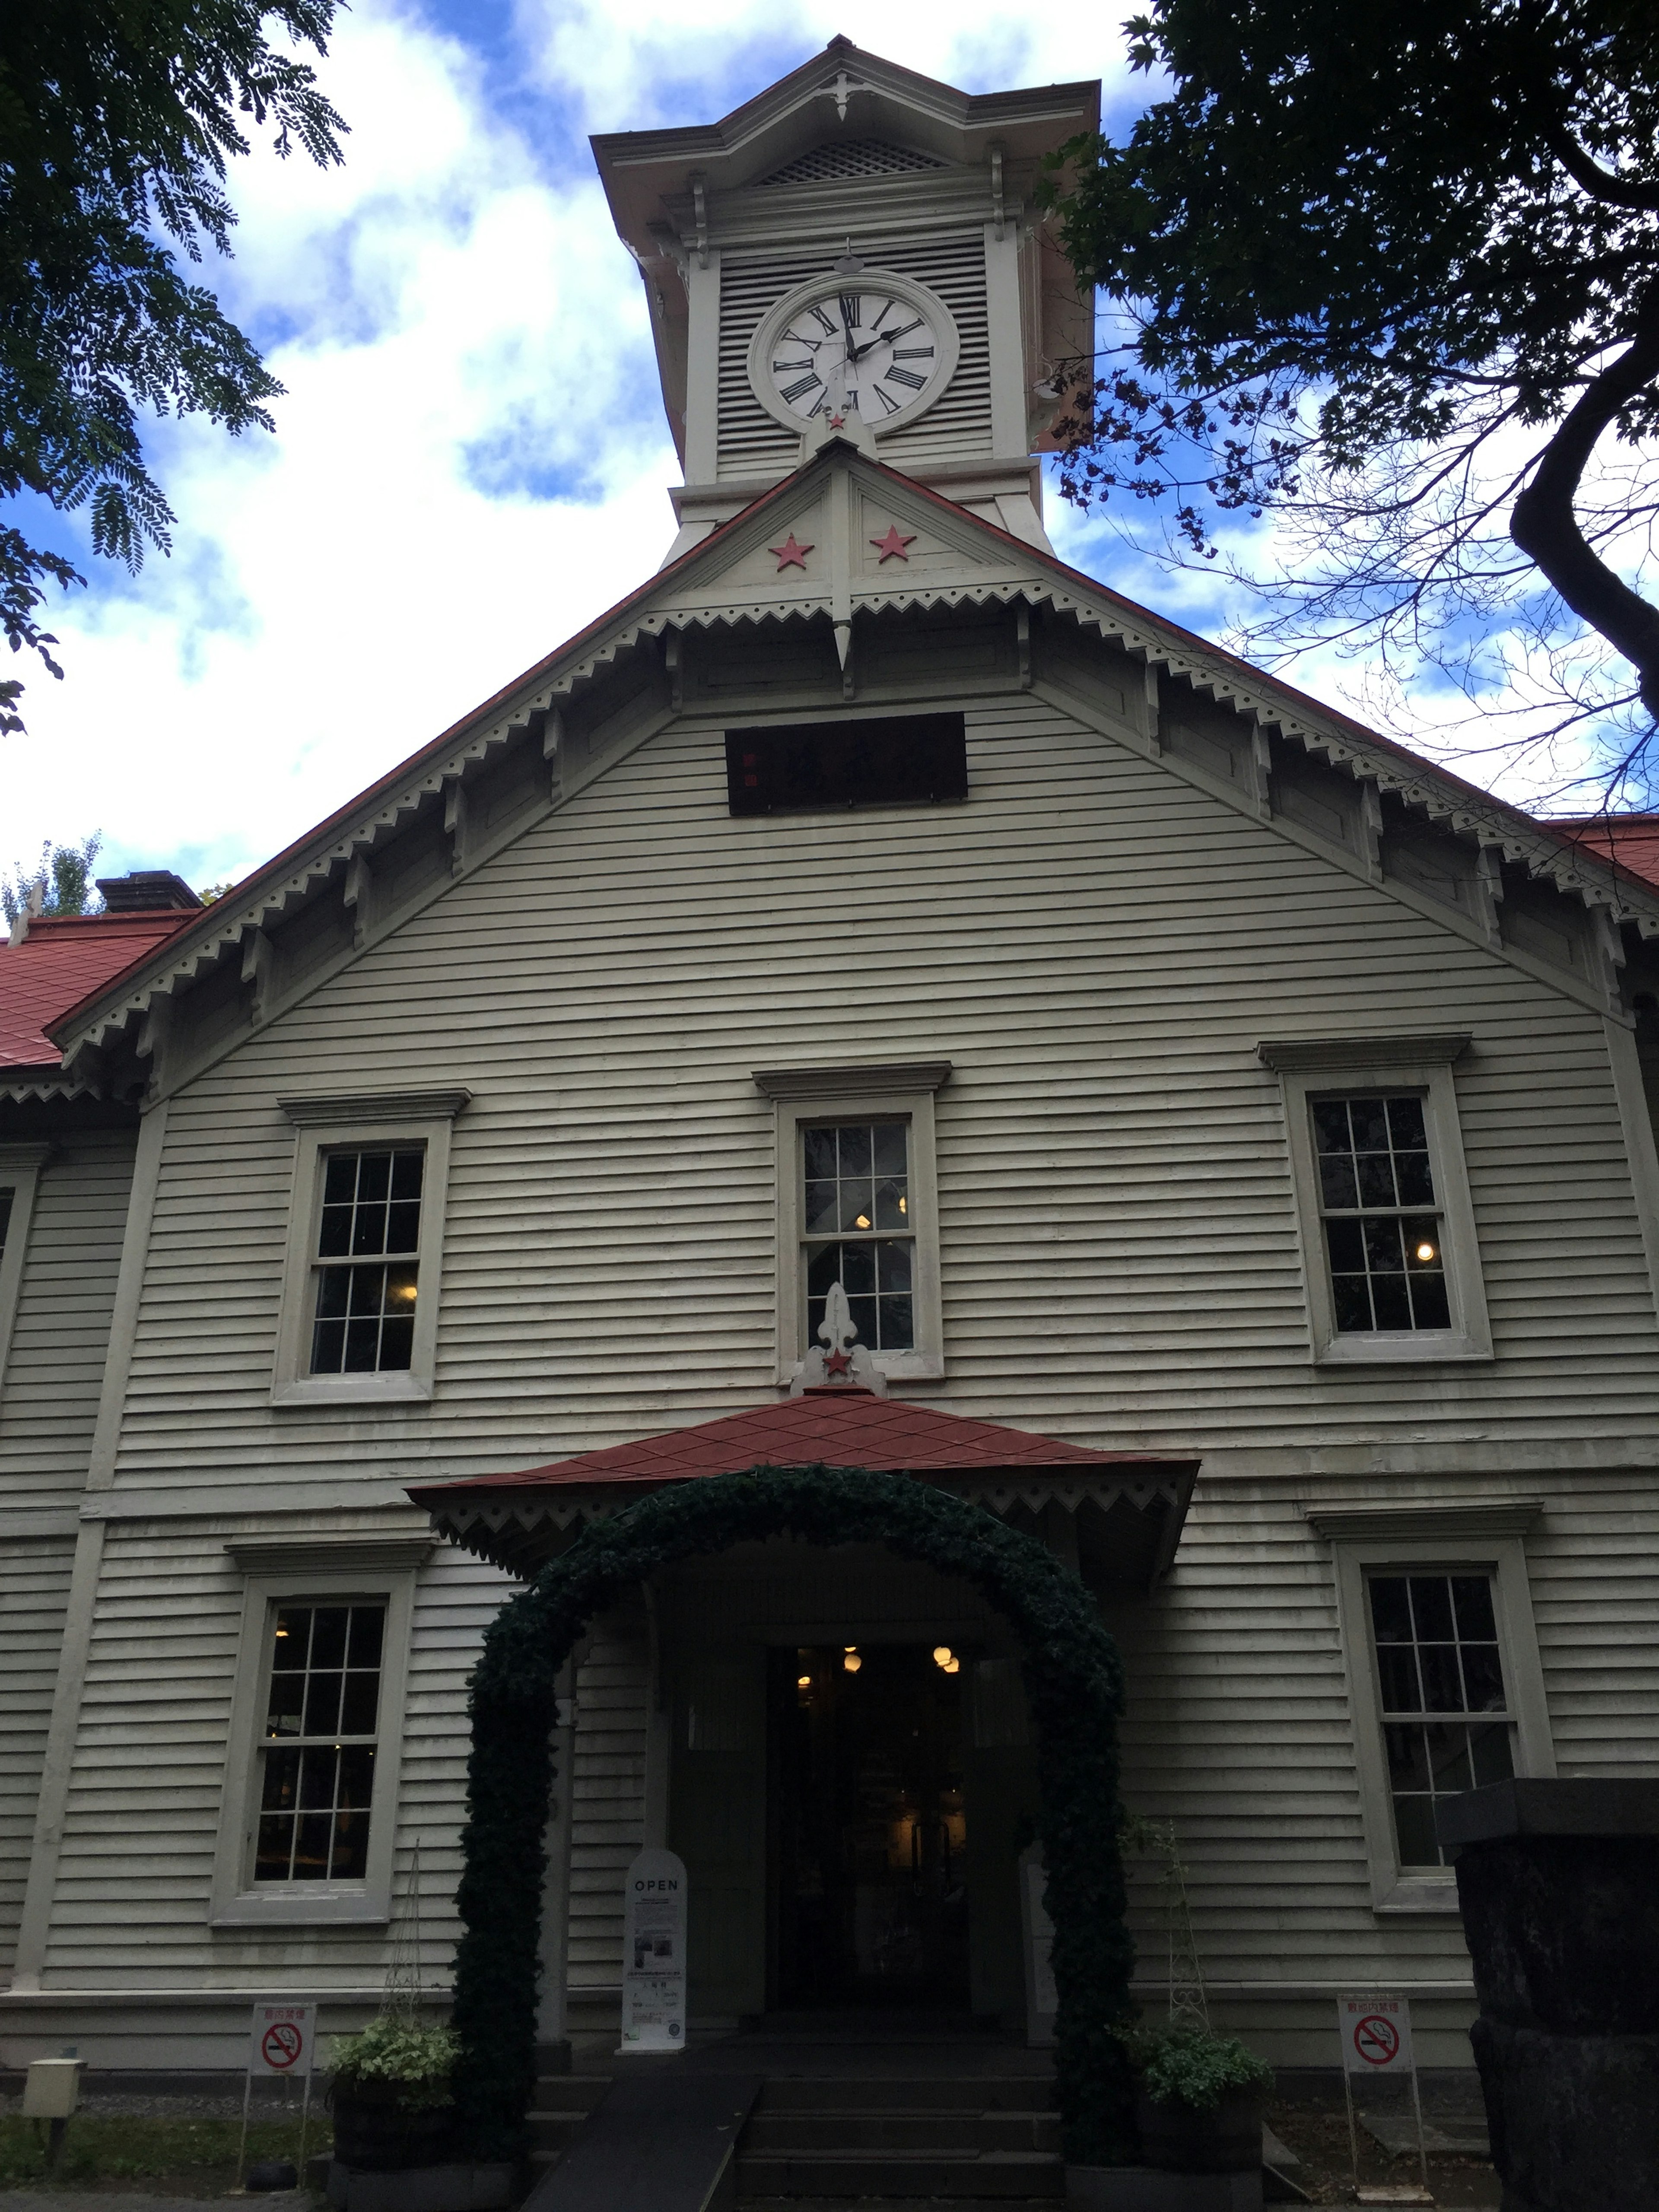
255, 1602, 384, 1883
1312, 1094, 1449, 1332
802, 1121, 914, 1353
1368, 1570, 1513, 1866
309, 1147, 423, 1373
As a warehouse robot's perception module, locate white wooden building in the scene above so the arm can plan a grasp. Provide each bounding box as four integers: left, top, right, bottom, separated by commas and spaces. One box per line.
3, 39, 1659, 2081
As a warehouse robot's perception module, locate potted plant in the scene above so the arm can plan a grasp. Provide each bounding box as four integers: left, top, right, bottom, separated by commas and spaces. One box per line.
326, 2016, 460, 2173
1118, 2021, 1275, 2173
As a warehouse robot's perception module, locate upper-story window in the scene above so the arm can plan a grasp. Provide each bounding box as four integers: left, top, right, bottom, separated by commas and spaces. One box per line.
1313, 1095, 1450, 1333
1256, 1036, 1491, 1365
1368, 1570, 1514, 1866
803, 1121, 915, 1353
309, 1147, 424, 1374
726, 714, 967, 814
272, 1090, 469, 1406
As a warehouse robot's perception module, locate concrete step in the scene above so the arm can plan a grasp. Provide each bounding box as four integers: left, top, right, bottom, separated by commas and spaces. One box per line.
735, 2148, 1065, 2199
737, 2200, 1067, 2212
744, 2109, 1061, 2153
753, 2076, 1057, 2112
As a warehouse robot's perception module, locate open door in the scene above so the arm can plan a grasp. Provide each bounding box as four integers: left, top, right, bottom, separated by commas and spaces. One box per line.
668, 1646, 768, 2018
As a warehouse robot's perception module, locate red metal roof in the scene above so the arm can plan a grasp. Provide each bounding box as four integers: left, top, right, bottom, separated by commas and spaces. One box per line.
407, 1387, 1194, 1507
0, 911, 196, 1074
1548, 815, 1659, 892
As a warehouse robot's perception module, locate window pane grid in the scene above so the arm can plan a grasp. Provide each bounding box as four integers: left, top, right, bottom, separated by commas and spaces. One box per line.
801, 1121, 915, 1352
1369, 1572, 1513, 1867
309, 1147, 423, 1373
255, 1603, 384, 1884
1313, 1094, 1450, 1332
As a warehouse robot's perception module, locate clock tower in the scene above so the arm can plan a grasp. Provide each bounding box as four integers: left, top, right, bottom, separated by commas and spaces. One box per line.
591, 39, 1098, 561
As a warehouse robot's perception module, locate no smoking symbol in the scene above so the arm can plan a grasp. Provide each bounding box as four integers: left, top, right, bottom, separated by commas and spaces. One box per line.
262, 2021, 303, 2069
1354, 2013, 1399, 2066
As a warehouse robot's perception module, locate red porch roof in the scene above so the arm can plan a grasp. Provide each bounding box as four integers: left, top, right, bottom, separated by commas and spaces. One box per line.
406, 1386, 1191, 1506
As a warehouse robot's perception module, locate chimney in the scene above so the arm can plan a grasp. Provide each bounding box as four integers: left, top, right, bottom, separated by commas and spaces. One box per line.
95, 871, 204, 913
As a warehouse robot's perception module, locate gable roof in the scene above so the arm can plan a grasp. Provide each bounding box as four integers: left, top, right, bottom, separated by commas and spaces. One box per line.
29, 439, 1659, 1092
0, 911, 197, 1092
1549, 815, 1659, 892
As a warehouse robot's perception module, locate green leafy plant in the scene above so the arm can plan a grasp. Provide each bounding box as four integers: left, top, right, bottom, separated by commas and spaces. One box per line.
1118, 2022, 1275, 2110
448, 1462, 1138, 2165
327, 2017, 458, 2110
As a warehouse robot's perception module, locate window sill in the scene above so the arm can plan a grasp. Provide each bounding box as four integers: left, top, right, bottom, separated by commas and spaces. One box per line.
1372, 1877, 1463, 1916
212, 1893, 389, 1929
1316, 1332, 1493, 1367
271, 1373, 433, 1408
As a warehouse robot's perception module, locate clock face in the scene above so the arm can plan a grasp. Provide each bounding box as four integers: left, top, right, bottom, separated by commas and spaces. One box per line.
763, 284, 946, 427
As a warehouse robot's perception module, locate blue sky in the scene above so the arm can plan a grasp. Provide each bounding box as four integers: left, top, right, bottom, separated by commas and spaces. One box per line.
0, 2, 1605, 898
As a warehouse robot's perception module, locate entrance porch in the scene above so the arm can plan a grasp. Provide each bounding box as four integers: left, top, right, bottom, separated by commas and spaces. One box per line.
409, 1387, 1198, 2058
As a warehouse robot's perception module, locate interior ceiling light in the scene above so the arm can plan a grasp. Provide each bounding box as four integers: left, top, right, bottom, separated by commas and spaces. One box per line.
1416, 1241, 1437, 1262
797, 1674, 811, 1689
932, 1646, 956, 1672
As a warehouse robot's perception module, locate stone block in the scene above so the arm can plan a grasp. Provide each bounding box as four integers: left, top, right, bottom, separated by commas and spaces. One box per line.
326, 2158, 518, 2211
1470, 2019, 1659, 2212
1066, 2166, 1262, 2211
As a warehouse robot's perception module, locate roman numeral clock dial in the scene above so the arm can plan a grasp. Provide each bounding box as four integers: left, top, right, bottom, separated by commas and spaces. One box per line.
749, 271, 959, 439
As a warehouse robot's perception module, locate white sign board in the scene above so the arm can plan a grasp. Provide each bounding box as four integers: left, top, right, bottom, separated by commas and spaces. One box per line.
1019, 1847, 1058, 2048
618, 1847, 687, 2054
249, 2000, 317, 2079
1338, 1991, 1415, 2075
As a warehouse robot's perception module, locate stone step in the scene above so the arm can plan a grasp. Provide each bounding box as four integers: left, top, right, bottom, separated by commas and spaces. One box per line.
744, 2109, 1061, 2153
737, 2200, 1067, 2212
735, 2148, 1066, 2199
753, 2076, 1058, 2112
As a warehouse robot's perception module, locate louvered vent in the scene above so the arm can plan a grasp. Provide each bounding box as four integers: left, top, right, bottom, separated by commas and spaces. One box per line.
757, 140, 944, 187
716, 235, 993, 479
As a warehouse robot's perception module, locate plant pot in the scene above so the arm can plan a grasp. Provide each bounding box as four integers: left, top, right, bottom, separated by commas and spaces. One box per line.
1135, 2083, 1266, 2173
329, 2083, 454, 2172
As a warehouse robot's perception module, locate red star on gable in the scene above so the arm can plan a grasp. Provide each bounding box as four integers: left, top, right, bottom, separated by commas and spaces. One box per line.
823, 1350, 853, 1376
770, 533, 814, 571
870, 524, 916, 563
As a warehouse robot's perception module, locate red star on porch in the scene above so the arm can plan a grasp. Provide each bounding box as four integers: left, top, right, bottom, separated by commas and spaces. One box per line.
770, 533, 814, 571
823, 1348, 853, 1376
870, 524, 916, 563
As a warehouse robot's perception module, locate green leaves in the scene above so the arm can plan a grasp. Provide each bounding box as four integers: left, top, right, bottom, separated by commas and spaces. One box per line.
1042, 0, 1659, 760
0, 2, 348, 728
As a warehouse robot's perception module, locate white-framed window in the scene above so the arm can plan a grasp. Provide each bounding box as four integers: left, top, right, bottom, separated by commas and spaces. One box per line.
210, 1536, 428, 1927
1258, 1034, 1492, 1363
271, 1089, 469, 1405
0, 1144, 51, 1396
1306, 1500, 1554, 1914
753, 1061, 950, 1382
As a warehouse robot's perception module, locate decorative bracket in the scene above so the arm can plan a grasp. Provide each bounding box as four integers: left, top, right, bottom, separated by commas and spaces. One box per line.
989, 144, 1006, 242
443, 776, 468, 877
239, 930, 273, 1026
543, 705, 564, 800
690, 174, 709, 270
343, 854, 372, 953
788, 1280, 888, 1397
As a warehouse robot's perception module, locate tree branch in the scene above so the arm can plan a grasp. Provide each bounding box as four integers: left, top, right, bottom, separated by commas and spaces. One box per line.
1510, 286, 1659, 716
1542, 122, 1659, 213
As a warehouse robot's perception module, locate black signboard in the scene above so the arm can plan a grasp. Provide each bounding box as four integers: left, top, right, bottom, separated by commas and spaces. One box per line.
725, 713, 968, 815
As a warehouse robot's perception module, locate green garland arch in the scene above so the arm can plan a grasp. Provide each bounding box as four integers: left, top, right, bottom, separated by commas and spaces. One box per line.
448, 1462, 1138, 2165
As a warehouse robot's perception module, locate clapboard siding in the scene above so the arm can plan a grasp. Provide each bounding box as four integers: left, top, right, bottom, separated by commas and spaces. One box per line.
24, 652, 1659, 2020
40, 1527, 513, 1985
0, 1131, 136, 1502
0, 1539, 74, 1975
1112, 1470, 1659, 1996
106, 691, 1659, 1493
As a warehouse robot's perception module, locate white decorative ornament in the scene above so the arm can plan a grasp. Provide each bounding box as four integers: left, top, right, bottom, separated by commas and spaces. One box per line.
748, 268, 960, 441
788, 1278, 889, 1396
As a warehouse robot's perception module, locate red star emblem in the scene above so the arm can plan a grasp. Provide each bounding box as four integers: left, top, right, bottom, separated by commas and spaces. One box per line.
770, 533, 814, 571
828, 412, 846, 430
870, 524, 916, 563
824, 1349, 852, 1376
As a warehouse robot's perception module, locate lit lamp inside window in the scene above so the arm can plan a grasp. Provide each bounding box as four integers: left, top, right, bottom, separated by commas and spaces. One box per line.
842, 1646, 861, 1673
932, 1645, 960, 1675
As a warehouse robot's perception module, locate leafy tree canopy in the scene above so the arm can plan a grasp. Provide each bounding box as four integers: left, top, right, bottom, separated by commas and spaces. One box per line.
0, 2, 346, 734
1042, 0, 1659, 795
3, 833, 104, 924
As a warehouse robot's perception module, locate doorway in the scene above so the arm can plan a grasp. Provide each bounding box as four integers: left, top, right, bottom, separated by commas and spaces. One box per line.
770, 1642, 969, 2009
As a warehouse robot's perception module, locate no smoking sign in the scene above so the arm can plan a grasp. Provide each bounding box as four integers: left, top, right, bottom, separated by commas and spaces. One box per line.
1338, 1991, 1414, 2075
249, 2001, 317, 2079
